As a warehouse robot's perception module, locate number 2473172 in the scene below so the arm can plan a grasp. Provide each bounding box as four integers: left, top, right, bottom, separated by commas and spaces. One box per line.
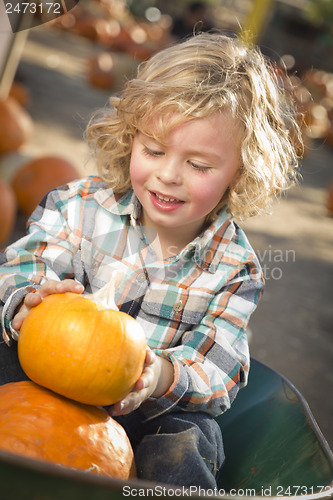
5, 2, 61, 14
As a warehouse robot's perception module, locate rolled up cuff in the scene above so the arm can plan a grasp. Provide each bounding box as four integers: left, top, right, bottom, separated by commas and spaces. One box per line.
2, 285, 40, 345
139, 353, 189, 421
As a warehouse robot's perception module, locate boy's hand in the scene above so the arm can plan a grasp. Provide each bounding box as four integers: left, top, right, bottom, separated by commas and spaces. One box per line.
12, 279, 84, 331
109, 348, 174, 416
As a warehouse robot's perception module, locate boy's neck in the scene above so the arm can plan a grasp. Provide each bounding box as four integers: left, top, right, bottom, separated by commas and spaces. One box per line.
140, 224, 202, 260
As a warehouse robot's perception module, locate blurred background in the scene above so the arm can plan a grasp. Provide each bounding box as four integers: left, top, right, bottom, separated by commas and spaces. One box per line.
0, 0, 332, 447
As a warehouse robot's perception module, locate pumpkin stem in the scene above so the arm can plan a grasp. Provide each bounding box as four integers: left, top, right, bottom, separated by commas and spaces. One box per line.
87, 270, 124, 311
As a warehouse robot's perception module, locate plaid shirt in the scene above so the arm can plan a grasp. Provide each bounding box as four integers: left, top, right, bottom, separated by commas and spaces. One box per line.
0, 176, 263, 420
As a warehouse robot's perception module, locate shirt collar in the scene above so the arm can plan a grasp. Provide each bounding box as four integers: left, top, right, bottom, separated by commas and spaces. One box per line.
179, 207, 235, 273
95, 187, 141, 224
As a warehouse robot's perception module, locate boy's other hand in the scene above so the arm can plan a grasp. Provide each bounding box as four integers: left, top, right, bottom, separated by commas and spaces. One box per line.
109, 347, 174, 416
12, 279, 84, 331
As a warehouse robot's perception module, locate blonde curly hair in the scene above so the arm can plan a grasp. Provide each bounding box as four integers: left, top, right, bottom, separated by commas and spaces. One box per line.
86, 33, 301, 220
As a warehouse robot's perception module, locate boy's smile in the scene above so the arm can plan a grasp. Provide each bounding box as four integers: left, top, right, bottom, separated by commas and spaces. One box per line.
129, 112, 241, 252
149, 190, 185, 212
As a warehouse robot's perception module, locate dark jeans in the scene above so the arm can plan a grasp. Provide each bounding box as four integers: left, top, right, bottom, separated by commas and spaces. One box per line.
0, 340, 224, 488
114, 409, 224, 488
0, 340, 29, 385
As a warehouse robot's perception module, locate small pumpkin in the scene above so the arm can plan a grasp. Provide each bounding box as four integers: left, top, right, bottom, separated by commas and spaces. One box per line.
326, 124, 333, 150
0, 97, 34, 154
0, 381, 136, 478
18, 275, 147, 406
328, 180, 333, 215
0, 180, 17, 248
88, 53, 116, 90
9, 81, 31, 107
11, 155, 80, 217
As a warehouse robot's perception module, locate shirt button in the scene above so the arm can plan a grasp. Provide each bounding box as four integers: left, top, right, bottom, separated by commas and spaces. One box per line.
136, 272, 146, 283
173, 301, 183, 312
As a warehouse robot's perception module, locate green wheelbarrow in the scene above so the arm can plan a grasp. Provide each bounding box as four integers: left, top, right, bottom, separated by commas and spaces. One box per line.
0, 358, 332, 499
215, 359, 333, 498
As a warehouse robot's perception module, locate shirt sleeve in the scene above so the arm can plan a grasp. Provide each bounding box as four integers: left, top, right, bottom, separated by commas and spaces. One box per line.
0, 186, 83, 344
139, 259, 264, 421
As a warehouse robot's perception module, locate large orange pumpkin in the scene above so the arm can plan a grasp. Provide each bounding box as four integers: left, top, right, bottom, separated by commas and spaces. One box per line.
0, 180, 17, 248
0, 97, 34, 154
0, 381, 135, 478
11, 155, 80, 217
18, 289, 147, 406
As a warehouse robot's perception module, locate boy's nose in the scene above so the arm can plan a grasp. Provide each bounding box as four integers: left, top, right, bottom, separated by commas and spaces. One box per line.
156, 160, 182, 185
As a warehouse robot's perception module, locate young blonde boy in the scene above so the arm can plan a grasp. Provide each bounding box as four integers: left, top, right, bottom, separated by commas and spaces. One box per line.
0, 33, 300, 488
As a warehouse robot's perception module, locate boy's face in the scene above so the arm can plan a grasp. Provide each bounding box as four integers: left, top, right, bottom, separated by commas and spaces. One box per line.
130, 112, 241, 245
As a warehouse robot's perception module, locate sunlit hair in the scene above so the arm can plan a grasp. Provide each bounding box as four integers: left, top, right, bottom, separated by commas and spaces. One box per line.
86, 33, 301, 221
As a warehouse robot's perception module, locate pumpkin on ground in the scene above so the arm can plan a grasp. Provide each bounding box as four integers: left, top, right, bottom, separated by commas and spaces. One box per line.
0, 180, 17, 248
0, 381, 136, 478
88, 53, 116, 90
11, 155, 80, 217
18, 279, 147, 406
9, 81, 31, 107
328, 180, 333, 215
0, 97, 34, 154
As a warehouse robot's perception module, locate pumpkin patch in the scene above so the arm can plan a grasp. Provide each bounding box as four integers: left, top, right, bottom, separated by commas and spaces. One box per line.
18, 287, 147, 406
0, 381, 136, 479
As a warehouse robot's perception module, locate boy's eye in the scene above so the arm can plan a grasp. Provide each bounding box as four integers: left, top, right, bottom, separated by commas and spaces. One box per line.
188, 161, 211, 173
143, 147, 164, 157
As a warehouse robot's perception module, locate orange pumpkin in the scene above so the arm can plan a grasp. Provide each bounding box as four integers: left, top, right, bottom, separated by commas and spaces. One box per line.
328, 180, 333, 215
0, 180, 17, 248
9, 81, 31, 107
326, 125, 333, 150
0, 381, 136, 478
11, 156, 80, 217
88, 53, 116, 90
0, 97, 34, 154
18, 290, 147, 406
